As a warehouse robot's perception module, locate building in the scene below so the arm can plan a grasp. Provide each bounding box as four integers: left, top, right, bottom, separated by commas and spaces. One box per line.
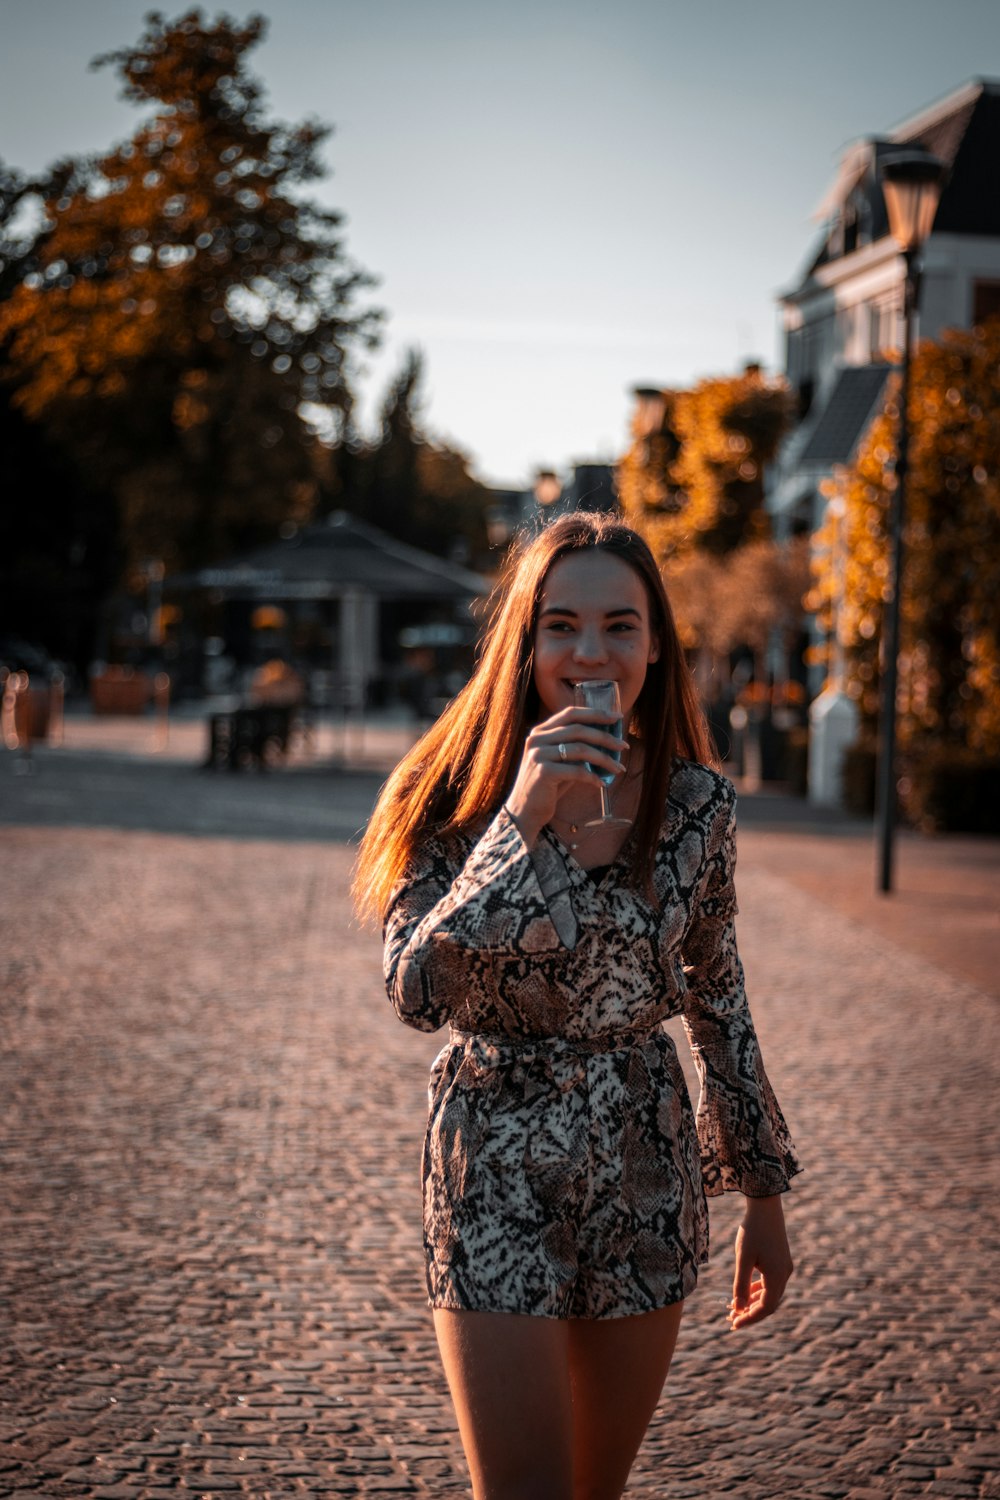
768, 77, 1000, 800
770, 77, 1000, 551
484, 463, 618, 548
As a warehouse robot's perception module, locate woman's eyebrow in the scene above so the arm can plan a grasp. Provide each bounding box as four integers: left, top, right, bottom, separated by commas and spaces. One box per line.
539, 605, 642, 619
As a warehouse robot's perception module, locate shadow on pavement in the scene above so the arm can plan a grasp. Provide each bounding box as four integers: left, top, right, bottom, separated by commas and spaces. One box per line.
0, 748, 387, 843
2, 744, 876, 845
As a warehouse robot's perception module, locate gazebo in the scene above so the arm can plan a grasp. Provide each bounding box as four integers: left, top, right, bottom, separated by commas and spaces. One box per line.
166, 510, 491, 709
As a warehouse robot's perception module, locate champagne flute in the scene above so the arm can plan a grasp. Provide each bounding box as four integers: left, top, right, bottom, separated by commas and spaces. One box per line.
572, 679, 631, 828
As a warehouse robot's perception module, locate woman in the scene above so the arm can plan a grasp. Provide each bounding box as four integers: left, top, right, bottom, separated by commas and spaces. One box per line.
353, 513, 801, 1500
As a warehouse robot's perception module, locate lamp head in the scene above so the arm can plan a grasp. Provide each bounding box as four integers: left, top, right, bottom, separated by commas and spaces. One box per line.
878, 148, 948, 253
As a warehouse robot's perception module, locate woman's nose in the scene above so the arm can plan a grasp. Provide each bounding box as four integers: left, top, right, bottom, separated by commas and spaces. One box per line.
572, 627, 607, 662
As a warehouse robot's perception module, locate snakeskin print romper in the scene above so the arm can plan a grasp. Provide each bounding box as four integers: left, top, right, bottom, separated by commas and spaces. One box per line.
382, 760, 802, 1320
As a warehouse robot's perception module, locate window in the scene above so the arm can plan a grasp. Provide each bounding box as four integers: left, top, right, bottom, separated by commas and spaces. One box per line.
797, 377, 815, 421
836, 305, 855, 358
869, 297, 900, 358
972, 280, 1000, 326
843, 204, 859, 256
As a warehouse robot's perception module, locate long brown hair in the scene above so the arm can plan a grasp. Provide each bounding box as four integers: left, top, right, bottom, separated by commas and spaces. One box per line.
353, 512, 716, 923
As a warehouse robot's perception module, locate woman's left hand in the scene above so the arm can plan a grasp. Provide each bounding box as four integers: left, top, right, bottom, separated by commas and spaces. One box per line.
728, 1194, 793, 1330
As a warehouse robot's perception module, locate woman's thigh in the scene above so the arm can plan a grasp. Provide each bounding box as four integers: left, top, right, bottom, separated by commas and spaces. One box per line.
433, 1307, 574, 1500
567, 1300, 685, 1500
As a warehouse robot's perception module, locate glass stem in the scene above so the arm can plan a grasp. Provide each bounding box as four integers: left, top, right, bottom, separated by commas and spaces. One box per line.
600, 785, 613, 819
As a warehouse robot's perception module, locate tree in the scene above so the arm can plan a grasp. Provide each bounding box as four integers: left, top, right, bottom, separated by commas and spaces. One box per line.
0, 8, 381, 583
615, 389, 686, 563
808, 322, 1000, 758
660, 538, 810, 693
341, 349, 490, 563
618, 367, 794, 564
617, 368, 796, 673
716, 538, 812, 666
0, 160, 122, 668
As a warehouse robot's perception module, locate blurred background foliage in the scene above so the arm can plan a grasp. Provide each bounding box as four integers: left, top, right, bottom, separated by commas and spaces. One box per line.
335, 348, 490, 564
617, 367, 795, 561
0, 8, 488, 670
616, 367, 806, 669
809, 320, 1000, 764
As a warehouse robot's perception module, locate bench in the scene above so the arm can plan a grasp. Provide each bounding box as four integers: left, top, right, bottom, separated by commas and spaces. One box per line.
203, 703, 301, 771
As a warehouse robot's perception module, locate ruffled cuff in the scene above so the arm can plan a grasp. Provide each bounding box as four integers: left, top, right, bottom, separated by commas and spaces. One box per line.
695, 1043, 803, 1198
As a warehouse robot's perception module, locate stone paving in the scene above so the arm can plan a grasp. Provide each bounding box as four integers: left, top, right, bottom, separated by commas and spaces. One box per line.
1, 745, 999, 1498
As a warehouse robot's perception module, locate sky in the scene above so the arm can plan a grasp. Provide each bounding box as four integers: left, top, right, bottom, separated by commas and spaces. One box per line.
2, 0, 999, 488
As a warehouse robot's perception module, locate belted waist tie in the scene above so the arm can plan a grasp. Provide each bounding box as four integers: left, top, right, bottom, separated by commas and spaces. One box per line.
443, 1023, 666, 1102
448, 1023, 662, 1057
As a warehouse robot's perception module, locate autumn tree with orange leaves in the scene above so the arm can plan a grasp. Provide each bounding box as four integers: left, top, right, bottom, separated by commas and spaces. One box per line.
618, 368, 793, 561
0, 9, 380, 587
808, 322, 1000, 764
617, 369, 800, 670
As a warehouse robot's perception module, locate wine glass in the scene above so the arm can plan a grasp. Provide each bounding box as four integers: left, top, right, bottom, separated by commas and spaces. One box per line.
572, 679, 631, 828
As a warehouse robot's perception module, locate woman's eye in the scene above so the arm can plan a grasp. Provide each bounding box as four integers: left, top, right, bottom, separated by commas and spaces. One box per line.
542, 620, 637, 634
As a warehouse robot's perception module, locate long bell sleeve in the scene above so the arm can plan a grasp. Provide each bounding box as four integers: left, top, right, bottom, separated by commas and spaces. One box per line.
679, 783, 802, 1198
382, 806, 579, 1034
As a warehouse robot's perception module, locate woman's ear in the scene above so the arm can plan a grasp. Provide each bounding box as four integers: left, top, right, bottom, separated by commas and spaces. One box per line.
648, 634, 661, 664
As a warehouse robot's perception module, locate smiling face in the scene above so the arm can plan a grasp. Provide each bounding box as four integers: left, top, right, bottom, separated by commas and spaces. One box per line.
532, 548, 661, 722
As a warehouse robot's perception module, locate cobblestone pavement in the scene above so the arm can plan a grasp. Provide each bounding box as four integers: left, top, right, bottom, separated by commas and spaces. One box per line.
2, 753, 999, 1498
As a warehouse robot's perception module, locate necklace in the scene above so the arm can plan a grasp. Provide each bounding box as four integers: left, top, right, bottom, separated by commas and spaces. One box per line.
550, 794, 615, 851
551, 817, 583, 850
549, 754, 637, 850
551, 813, 628, 852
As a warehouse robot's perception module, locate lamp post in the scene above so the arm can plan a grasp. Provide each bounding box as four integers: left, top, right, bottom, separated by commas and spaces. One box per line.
875, 147, 947, 894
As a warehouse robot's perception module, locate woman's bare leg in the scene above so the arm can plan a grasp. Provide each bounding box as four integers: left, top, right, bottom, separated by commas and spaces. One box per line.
567, 1301, 685, 1500
433, 1308, 574, 1500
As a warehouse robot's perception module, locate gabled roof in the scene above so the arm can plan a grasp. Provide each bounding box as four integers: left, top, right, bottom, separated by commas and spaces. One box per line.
798, 365, 892, 467
168, 511, 491, 601
915, 81, 1000, 237
798, 79, 1000, 284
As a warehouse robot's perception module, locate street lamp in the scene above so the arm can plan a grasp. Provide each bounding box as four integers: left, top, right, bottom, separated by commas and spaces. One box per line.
875, 146, 948, 894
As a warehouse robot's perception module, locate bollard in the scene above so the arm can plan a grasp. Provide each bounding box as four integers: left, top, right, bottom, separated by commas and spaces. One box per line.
1, 670, 19, 751
49, 672, 65, 748
20, 675, 34, 772
2, 672, 36, 773
151, 672, 171, 752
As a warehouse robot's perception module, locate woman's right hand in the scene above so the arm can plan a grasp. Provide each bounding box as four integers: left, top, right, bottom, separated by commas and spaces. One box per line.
503, 706, 628, 848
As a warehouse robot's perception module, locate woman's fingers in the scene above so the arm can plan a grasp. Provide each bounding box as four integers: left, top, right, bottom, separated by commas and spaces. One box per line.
534, 705, 623, 739
539, 738, 626, 776
537, 704, 620, 727
529, 718, 628, 771
731, 1254, 754, 1312
729, 1202, 793, 1329
506, 707, 631, 839
729, 1299, 781, 1328
727, 1273, 786, 1328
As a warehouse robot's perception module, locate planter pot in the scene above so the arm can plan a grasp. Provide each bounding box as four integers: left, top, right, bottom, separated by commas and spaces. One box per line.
8, 686, 51, 742
90, 668, 153, 715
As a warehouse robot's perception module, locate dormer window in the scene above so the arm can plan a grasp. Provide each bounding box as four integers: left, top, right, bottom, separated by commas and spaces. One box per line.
843, 201, 859, 255
839, 188, 872, 257
797, 376, 815, 421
